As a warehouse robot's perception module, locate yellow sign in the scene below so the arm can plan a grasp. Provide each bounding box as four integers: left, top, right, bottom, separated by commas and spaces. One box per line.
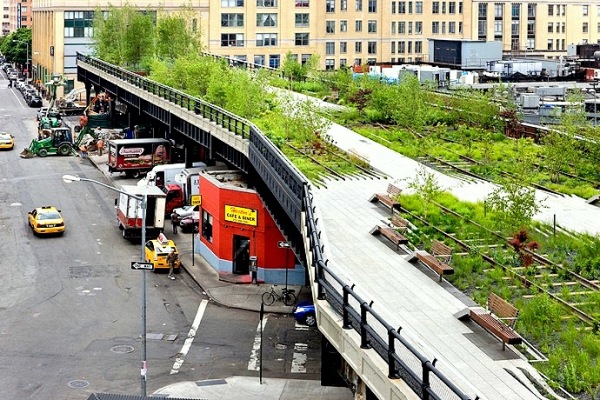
225, 205, 257, 226
191, 195, 202, 206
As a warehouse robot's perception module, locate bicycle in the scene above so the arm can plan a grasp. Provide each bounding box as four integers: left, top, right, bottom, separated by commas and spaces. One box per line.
262, 285, 297, 306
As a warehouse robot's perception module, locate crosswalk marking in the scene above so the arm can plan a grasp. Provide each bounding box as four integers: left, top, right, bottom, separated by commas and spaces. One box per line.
247, 317, 268, 371
291, 343, 308, 373
170, 299, 208, 374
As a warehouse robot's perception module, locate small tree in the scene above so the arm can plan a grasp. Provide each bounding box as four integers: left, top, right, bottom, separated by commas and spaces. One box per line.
407, 165, 443, 219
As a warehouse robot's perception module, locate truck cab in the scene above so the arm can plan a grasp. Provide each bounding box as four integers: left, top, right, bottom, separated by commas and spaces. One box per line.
164, 184, 184, 215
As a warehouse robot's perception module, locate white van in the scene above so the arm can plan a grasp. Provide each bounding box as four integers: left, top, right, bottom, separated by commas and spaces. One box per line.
138, 162, 206, 188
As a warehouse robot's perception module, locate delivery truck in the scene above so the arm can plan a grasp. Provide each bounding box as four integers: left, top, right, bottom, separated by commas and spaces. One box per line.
108, 138, 171, 178
116, 185, 167, 240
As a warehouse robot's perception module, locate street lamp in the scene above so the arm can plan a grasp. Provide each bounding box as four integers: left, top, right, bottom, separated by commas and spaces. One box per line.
12, 39, 29, 81
62, 174, 149, 397
277, 241, 292, 293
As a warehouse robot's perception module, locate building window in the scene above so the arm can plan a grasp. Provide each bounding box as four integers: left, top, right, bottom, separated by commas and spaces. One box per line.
202, 210, 213, 243
494, 20, 502, 36
254, 55, 266, 66
598, 22, 600, 33
326, 20, 335, 33
415, 41, 422, 53
478, 20, 486, 36
368, 41, 377, 54
415, 21, 422, 34
562, 22, 565, 33
340, 58, 347, 66
399, 21, 405, 34
459, 22, 463, 33
325, 42, 335, 55
222, 13, 244, 27
441, 2, 446, 13
408, 21, 413, 34
432, 1, 439, 14
64, 11, 95, 38
340, 20, 347, 32
495, 3, 503, 18
257, 0, 277, 6
257, 13, 277, 27
295, 0, 309, 7
511, 20, 519, 35
441, 21, 445, 34
354, 58, 362, 65
295, 33, 309, 45
583, 22, 589, 33
295, 13, 309, 27
392, 1, 396, 13
391, 21, 396, 34
407, 41, 412, 53
340, 41, 347, 53
547, 39, 553, 51
355, 41, 362, 53
325, 59, 335, 70
269, 54, 280, 68
547, 22, 553, 33
432, 21, 439, 34
399, 1, 406, 13
221, 33, 244, 46
398, 41, 405, 53
459, 1, 462, 13
526, 38, 534, 50
356, 0, 362, 11
368, 20, 377, 33
391, 41, 396, 53
511, 39, 519, 50
547, 4, 553, 16
528, 4, 535, 18
583, 5, 589, 16
341, 0, 347, 11
416, 1, 422, 13
256, 33, 277, 46
527, 20, 535, 35
478, 3, 487, 18
355, 20, 362, 32
222, 0, 244, 5
449, 2, 455, 14
326, 0, 335, 12
368, 0, 377, 12
512, 4, 520, 18
449, 21, 455, 34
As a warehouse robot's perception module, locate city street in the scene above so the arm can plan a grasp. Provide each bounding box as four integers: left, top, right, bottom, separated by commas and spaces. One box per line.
0, 78, 323, 399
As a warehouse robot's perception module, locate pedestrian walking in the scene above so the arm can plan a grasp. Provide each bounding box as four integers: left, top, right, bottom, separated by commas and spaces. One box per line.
96, 139, 104, 156
166, 248, 178, 280
171, 211, 179, 234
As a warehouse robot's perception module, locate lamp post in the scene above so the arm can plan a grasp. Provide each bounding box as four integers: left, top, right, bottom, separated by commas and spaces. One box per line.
62, 174, 149, 397
12, 39, 29, 81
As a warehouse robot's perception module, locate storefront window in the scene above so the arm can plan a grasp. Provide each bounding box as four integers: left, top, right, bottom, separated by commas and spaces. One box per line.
202, 210, 213, 243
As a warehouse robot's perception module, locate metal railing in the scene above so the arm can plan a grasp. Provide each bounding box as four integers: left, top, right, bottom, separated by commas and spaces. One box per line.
75, 53, 475, 400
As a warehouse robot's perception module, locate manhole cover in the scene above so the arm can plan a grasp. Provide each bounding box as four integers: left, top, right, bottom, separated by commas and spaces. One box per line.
111, 345, 135, 354
68, 380, 90, 388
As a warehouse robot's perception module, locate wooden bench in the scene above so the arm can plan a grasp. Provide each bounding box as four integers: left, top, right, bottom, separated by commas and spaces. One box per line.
390, 214, 409, 233
369, 184, 402, 213
431, 239, 453, 264
415, 251, 454, 281
370, 225, 408, 251
469, 293, 523, 350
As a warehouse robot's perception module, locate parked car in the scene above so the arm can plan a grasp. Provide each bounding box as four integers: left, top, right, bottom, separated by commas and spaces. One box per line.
172, 205, 199, 219
28, 96, 43, 108
293, 301, 316, 327
0, 132, 15, 150
179, 211, 200, 233
27, 206, 65, 236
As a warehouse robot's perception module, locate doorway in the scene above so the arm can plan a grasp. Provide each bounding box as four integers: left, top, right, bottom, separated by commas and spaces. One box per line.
232, 235, 250, 275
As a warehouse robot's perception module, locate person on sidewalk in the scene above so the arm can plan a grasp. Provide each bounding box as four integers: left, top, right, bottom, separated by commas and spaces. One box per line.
171, 211, 179, 234
166, 248, 178, 280
96, 139, 104, 156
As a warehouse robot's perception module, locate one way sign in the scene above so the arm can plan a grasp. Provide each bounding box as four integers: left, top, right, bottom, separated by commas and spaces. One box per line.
131, 261, 155, 271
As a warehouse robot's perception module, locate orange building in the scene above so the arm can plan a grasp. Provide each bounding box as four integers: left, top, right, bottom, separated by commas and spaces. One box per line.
196, 170, 302, 285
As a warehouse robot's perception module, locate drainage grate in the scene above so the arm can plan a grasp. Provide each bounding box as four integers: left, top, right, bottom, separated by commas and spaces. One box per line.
68, 380, 90, 389
196, 379, 227, 387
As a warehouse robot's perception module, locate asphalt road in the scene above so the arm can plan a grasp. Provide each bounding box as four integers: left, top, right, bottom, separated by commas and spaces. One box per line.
0, 77, 323, 400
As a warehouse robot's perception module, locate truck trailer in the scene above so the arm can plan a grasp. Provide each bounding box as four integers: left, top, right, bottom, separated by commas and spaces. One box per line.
116, 185, 167, 240
108, 138, 171, 178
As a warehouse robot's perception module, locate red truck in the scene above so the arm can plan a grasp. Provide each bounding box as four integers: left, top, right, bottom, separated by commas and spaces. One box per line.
108, 138, 171, 178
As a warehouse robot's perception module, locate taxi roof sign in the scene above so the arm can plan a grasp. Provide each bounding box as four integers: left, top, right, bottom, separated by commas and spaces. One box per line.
158, 232, 169, 244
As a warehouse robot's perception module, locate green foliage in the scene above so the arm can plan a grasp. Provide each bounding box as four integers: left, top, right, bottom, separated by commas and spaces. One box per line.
0, 28, 31, 65
518, 294, 562, 339
155, 7, 203, 61
280, 51, 319, 83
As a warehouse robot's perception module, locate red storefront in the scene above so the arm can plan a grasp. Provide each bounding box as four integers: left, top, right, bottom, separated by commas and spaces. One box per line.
196, 171, 301, 284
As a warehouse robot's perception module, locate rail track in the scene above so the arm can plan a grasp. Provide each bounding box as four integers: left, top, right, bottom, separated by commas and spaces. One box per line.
396, 202, 600, 329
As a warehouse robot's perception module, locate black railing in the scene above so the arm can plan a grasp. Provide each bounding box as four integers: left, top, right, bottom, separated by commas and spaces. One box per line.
75, 53, 475, 400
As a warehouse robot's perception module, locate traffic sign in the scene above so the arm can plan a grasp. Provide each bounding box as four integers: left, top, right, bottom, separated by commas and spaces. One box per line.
191, 195, 202, 206
131, 261, 155, 271
277, 241, 291, 248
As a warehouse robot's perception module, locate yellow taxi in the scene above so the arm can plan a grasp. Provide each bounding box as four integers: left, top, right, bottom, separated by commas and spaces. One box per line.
28, 206, 65, 236
0, 132, 15, 150
144, 233, 181, 273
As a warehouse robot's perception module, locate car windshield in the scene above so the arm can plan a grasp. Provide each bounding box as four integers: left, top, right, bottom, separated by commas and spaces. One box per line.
0, 134, 11, 140
39, 211, 61, 220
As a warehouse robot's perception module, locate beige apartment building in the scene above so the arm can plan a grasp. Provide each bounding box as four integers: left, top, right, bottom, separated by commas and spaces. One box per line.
29, 0, 600, 94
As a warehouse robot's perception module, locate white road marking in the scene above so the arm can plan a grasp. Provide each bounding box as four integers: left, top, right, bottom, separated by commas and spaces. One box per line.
294, 321, 309, 331
170, 299, 209, 374
247, 317, 268, 371
291, 343, 308, 373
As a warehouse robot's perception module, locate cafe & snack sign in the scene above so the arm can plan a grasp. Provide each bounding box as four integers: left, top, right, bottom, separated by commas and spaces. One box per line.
225, 205, 257, 226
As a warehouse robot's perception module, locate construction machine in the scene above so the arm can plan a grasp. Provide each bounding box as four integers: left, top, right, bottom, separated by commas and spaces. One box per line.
20, 126, 97, 158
